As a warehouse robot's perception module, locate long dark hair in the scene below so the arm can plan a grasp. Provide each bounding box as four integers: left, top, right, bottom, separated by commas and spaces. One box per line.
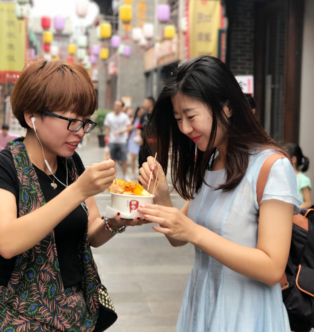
146, 56, 287, 200
285, 143, 309, 172
132, 107, 142, 125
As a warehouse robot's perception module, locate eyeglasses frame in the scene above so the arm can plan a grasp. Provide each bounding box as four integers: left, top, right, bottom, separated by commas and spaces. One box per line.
41, 109, 96, 133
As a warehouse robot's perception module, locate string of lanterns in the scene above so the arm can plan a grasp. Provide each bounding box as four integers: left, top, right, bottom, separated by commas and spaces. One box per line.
17, 0, 176, 70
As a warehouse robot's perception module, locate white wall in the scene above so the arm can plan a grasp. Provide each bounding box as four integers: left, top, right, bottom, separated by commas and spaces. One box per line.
299, 0, 314, 200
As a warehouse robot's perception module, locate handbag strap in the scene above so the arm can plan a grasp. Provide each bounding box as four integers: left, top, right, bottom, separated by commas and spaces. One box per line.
257, 153, 286, 207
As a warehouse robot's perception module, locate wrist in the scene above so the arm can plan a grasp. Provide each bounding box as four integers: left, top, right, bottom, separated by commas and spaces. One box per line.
188, 224, 205, 245
154, 193, 172, 207
70, 181, 87, 202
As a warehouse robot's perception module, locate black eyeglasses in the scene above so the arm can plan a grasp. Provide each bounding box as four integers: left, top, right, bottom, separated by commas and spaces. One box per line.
42, 110, 96, 134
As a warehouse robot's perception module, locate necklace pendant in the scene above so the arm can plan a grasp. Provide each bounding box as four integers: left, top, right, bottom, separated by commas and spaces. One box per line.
51, 182, 57, 189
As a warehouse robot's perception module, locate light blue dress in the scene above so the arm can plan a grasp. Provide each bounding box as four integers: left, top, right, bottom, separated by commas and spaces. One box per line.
176, 150, 301, 332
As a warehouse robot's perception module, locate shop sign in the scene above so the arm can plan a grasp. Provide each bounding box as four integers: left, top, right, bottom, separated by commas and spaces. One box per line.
0, 2, 26, 74
235, 75, 254, 95
188, 0, 221, 58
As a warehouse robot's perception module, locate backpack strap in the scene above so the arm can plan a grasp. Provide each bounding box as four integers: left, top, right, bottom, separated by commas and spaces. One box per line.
257, 153, 286, 207
257, 153, 289, 290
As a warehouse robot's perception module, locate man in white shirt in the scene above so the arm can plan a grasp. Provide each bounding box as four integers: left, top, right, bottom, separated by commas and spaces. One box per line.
104, 100, 131, 179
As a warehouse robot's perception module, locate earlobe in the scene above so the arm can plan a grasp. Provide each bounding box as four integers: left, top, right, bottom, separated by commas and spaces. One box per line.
223, 104, 232, 118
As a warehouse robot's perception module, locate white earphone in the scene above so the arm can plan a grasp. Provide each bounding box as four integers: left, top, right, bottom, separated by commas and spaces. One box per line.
31, 117, 36, 132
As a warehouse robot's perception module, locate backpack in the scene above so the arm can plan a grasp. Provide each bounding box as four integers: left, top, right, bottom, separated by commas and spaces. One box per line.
258, 153, 314, 331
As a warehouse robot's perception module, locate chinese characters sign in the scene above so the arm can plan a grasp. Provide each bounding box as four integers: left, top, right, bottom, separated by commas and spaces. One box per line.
188, 0, 220, 58
0, 3, 26, 72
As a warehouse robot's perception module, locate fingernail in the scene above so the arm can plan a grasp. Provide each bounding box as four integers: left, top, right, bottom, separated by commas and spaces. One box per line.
137, 217, 140, 220
117, 212, 120, 216
137, 208, 142, 212
140, 205, 145, 208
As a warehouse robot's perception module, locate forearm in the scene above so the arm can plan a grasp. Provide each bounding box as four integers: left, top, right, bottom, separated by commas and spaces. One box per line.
191, 225, 284, 286
0, 184, 85, 259
88, 217, 115, 247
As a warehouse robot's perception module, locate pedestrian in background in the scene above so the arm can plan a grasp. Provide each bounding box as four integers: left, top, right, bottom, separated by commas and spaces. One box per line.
137, 96, 155, 169
138, 56, 300, 332
104, 100, 131, 180
0, 124, 19, 151
286, 143, 312, 209
245, 93, 256, 114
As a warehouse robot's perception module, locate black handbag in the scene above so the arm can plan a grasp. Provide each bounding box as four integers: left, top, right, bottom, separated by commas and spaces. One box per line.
93, 284, 118, 332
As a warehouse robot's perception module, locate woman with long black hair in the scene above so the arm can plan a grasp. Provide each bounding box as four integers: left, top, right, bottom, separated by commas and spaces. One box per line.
137, 56, 300, 332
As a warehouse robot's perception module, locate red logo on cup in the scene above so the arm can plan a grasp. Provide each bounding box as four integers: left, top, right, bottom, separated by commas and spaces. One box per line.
129, 200, 139, 213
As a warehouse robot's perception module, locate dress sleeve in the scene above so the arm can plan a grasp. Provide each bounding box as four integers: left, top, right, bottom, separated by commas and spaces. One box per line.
299, 174, 311, 191
261, 157, 301, 214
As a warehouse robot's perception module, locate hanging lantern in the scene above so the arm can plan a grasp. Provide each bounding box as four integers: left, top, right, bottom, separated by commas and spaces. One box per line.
90, 55, 97, 65
111, 35, 121, 49
68, 44, 76, 55
44, 54, 52, 62
181, 17, 187, 33
54, 16, 65, 32
77, 48, 87, 61
164, 25, 175, 39
91, 45, 100, 56
132, 28, 142, 43
118, 45, 124, 55
139, 36, 147, 48
76, 0, 89, 18
41, 16, 51, 30
15, 3, 27, 20
51, 56, 59, 62
100, 48, 109, 60
50, 45, 59, 57
77, 35, 88, 48
99, 23, 112, 39
123, 45, 131, 57
119, 5, 132, 23
43, 43, 51, 53
143, 23, 154, 40
43, 31, 53, 44
67, 56, 75, 63
157, 4, 171, 22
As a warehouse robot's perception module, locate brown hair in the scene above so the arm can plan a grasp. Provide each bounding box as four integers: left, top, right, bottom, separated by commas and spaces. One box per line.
11, 58, 97, 129
147, 56, 288, 200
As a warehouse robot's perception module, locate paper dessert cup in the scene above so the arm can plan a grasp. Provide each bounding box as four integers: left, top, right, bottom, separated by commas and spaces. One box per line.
110, 192, 155, 215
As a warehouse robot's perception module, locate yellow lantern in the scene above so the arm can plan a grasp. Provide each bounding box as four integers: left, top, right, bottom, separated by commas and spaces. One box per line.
119, 5, 132, 23
164, 25, 175, 39
68, 44, 77, 55
43, 31, 53, 44
100, 48, 109, 60
51, 56, 59, 62
100, 23, 112, 39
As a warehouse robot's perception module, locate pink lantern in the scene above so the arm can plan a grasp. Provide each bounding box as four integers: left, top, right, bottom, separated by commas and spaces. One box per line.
91, 45, 100, 56
157, 4, 171, 22
76, 0, 89, 18
90, 55, 97, 65
123, 45, 131, 57
67, 56, 75, 63
54, 16, 65, 32
111, 35, 121, 49
41, 16, 51, 30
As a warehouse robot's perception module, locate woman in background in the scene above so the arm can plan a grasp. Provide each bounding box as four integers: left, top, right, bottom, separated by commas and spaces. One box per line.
286, 143, 312, 209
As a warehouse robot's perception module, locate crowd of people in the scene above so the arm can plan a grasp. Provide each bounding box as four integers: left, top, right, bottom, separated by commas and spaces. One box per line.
0, 56, 312, 332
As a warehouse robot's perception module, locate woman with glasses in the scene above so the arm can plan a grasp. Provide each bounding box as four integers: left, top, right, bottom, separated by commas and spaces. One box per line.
0, 59, 144, 331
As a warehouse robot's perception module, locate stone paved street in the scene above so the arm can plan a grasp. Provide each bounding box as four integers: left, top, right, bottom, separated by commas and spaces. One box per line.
78, 136, 194, 332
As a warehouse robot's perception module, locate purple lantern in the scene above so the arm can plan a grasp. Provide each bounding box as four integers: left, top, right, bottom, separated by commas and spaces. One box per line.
92, 45, 100, 56
111, 35, 121, 49
30, 48, 36, 59
54, 16, 65, 32
123, 45, 131, 57
90, 55, 97, 65
157, 4, 171, 22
